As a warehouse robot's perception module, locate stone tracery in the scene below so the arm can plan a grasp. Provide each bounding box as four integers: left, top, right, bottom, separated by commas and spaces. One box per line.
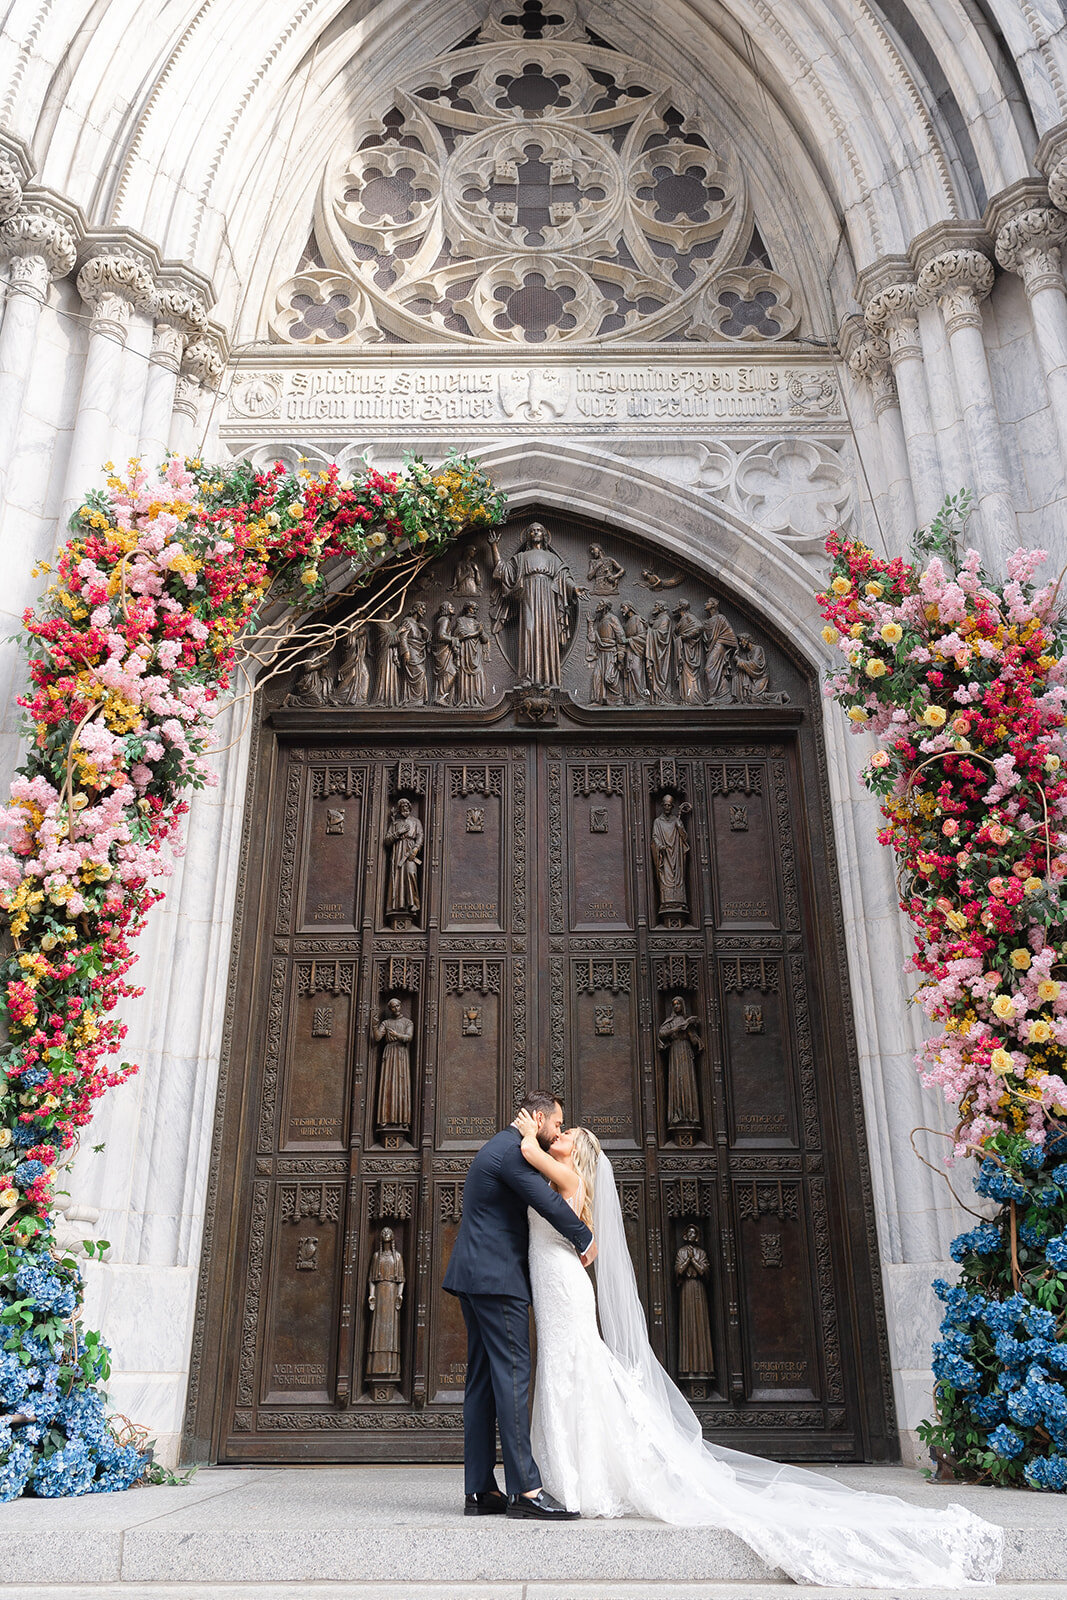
271, 0, 797, 346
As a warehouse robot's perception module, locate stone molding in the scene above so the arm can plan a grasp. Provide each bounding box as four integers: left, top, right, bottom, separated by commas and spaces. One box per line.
0, 159, 22, 224
915, 249, 995, 335
994, 205, 1067, 297
174, 327, 228, 418
0, 200, 78, 290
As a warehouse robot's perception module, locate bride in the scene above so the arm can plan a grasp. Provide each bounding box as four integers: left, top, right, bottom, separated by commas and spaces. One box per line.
514, 1110, 1004, 1589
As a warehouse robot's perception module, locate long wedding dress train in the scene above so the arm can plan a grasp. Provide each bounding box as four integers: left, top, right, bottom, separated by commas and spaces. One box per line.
528, 1156, 1003, 1589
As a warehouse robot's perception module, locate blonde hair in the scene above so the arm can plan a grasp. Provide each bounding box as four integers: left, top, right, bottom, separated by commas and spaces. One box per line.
571, 1127, 602, 1228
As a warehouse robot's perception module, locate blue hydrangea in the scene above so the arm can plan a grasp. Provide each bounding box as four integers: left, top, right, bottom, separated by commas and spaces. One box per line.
982, 1293, 1028, 1335
1018, 1142, 1048, 1172
14, 1260, 76, 1319
18, 1068, 47, 1089
0, 1438, 34, 1503
1026, 1307, 1059, 1340
0, 1352, 31, 1411
950, 1222, 1003, 1262
31, 1437, 94, 1498
12, 1121, 44, 1148
1047, 1234, 1067, 1270
932, 1348, 981, 1390
994, 1332, 1028, 1366
1020, 1220, 1050, 1247
12, 1161, 44, 1189
1024, 1454, 1067, 1491
988, 1423, 1025, 1458
970, 1392, 1006, 1426
974, 1161, 1030, 1204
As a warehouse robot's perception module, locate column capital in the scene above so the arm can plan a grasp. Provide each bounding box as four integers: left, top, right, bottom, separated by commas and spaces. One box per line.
994, 205, 1067, 297
915, 249, 995, 335
151, 282, 210, 372
0, 201, 78, 292
181, 330, 227, 391
863, 281, 922, 364
846, 331, 897, 415
76, 248, 157, 343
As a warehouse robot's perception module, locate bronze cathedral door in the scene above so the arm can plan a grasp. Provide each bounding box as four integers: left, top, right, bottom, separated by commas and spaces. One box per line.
192, 512, 897, 1465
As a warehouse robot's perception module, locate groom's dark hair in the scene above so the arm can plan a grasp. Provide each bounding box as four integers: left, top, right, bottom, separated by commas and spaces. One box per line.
518, 1090, 560, 1117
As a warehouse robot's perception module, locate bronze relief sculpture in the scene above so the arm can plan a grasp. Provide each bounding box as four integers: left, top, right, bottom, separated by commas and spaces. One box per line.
384, 798, 423, 923
373, 996, 414, 1139
675, 1224, 715, 1383
366, 1226, 405, 1392
489, 521, 582, 689
651, 793, 690, 919
659, 995, 702, 1141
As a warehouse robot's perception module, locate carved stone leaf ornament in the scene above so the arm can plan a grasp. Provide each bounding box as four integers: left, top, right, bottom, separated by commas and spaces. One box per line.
269, 1, 804, 346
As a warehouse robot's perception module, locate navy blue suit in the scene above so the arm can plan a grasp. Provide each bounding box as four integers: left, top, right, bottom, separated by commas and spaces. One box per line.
443, 1126, 592, 1494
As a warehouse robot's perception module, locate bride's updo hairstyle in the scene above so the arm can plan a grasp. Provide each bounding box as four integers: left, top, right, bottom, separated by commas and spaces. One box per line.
572, 1127, 602, 1228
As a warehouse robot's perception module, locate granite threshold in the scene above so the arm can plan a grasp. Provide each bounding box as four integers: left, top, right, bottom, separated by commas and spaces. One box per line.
0, 1465, 1061, 1592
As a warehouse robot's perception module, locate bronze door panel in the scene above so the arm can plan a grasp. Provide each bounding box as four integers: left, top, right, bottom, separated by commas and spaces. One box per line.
199, 511, 895, 1467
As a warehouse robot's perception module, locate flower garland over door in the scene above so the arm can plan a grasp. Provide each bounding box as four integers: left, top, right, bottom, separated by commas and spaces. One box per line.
819, 502, 1067, 1491
0, 451, 505, 1498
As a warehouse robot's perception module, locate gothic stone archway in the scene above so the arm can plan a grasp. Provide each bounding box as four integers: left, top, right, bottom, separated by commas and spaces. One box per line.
186, 507, 897, 1465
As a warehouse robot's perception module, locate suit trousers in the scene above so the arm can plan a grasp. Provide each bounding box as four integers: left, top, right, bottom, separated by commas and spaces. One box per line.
457, 1292, 540, 1496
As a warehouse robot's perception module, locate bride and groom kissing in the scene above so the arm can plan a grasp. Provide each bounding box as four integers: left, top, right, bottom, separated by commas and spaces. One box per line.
443, 1091, 1005, 1587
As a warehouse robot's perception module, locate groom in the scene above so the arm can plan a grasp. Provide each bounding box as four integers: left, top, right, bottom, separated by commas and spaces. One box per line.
443, 1090, 596, 1520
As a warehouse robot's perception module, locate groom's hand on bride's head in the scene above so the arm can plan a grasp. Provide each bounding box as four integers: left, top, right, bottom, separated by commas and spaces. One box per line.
515, 1108, 538, 1141
580, 1239, 597, 1267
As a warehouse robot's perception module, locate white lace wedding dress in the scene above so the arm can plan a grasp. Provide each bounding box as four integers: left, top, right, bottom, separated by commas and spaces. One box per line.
527, 1161, 1004, 1589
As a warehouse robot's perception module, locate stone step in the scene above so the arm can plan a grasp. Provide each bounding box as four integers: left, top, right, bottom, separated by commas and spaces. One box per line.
0, 1465, 1059, 1591
6, 1587, 1067, 1600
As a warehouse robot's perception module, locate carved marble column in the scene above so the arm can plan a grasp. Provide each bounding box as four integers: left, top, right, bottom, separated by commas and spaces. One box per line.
845, 327, 917, 534
170, 333, 225, 457
863, 283, 941, 525
997, 204, 1067, 475
141, 284, 208, 463
0, 203, 77, 511
915, 247, 1016, 551
59, 248, 156, 535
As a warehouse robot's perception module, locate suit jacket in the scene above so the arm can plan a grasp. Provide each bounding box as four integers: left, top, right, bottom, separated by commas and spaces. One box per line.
443, 1126, 593, 1301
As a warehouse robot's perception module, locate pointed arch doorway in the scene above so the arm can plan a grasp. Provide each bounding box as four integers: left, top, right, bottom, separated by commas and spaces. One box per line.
186, 507, 897, 1465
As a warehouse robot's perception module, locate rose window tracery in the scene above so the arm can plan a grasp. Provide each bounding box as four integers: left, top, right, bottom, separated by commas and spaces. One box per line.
272, 0, 801, 345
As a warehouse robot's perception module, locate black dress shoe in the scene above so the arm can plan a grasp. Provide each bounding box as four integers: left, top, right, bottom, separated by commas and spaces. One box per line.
506, 1488, 579, 1520
464, 1489, 508, 1516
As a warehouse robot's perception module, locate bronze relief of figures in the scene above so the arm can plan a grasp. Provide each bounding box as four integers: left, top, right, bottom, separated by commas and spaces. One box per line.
453, 603, 492, 707
384, 798, 423, 923
333, 621, 370, 706
659, 996, 702, 1141
366, 1226, 405, 1393
645, 601, 674, 703
675, 1225, 715, 1383
618, 603, 648, 703
587, 544, 625, 595
432, 602, 458, 705
673, 601, 705, 704
284, 639, 334, 707
452, 546, 483, 596
586, 600, 625, 705
489, 521, 582, 689
651, 793, 690, 919
373, 996, 414, 1139
702, 598, 736, 704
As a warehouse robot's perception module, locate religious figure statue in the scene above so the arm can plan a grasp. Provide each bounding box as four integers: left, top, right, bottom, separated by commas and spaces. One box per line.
586, 599, 625, 705
397, 602, 430, 705
673, 600, 705, 704
674, 1224, 715, 1380
587, 543, 625, 595
375, 619, 403, 706
373, 996, 414, 1136
618, 603, 648, 703
432, 602, 458, 705
702, 597, 737, 704
659, 995, 701, 1138
651, 792, 690, 918
384, 798, 423, 921
489, 522, 582, 688
452, 546, 483, 596
366, 1225, 405, 1387
453, 602, 492, 706
731, 634, 788, 704
284, 640, 334, 707
645, 601, 674, 703
332, 621, 370, 706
